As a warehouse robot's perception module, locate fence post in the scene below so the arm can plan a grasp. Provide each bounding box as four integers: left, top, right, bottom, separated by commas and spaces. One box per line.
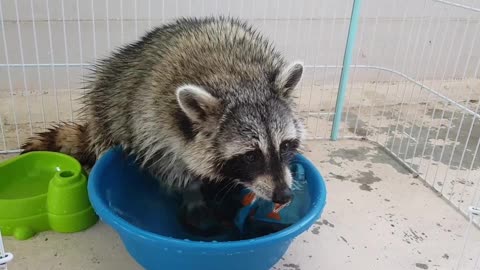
330, 0, 362, 141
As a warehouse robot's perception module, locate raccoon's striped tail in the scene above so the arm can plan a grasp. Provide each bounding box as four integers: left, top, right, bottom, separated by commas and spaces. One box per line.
21, 122, 96, 168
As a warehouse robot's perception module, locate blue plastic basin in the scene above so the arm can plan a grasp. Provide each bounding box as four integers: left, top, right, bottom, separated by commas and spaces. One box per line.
88, 148, 327, 270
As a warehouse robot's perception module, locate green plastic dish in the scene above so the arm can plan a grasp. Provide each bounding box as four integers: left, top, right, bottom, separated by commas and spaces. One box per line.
0, 151, 98, 240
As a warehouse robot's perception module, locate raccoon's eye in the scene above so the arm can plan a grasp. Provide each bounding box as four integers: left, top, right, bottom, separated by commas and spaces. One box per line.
243, 150, 260, 163
280, 139, 299, 155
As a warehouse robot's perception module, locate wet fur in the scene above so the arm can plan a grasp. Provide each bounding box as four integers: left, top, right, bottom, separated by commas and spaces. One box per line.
22, 122, 95, 168
22, 17, 304, 197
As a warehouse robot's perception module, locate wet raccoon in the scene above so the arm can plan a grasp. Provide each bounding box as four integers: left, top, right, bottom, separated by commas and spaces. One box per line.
23, 17, 305, 233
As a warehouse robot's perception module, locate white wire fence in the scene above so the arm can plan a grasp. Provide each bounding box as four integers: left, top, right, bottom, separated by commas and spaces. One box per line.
324, 1, 480, 268
0, 0, 480, 268
0, 0, 353, 153
328, 0, 480, 223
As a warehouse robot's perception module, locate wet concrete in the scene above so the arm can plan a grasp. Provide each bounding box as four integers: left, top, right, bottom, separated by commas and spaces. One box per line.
329, 101, 480, 218
345, 104, 480, 172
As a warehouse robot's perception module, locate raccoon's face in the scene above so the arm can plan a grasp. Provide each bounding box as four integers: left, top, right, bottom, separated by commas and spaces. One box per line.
215, 98, 302, 203
176, 62, 304, 204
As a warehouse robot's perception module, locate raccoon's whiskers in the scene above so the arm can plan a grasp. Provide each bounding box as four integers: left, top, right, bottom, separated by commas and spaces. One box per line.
214, 180, 240, 203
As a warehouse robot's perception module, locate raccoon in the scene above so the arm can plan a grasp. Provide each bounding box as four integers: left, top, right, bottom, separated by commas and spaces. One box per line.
22, 17, 304, 207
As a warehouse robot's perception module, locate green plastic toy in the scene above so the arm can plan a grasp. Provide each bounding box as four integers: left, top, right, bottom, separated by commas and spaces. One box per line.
0, 151, 98, 240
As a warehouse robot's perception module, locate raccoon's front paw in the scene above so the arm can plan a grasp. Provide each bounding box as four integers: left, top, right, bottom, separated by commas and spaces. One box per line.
178, 202, 224, 237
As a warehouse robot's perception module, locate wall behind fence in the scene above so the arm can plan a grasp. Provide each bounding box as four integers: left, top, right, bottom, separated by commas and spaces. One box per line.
1, 0, 480, 92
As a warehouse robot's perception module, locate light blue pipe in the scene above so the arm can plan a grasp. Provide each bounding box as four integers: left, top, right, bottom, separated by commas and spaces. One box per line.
331, 0, 362, 141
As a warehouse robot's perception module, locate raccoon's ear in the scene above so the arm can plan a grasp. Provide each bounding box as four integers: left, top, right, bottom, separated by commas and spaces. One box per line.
176, 84, 220, 123
275, 61, 304, 98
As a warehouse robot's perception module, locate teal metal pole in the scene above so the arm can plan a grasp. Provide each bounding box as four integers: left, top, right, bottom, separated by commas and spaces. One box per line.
330, 0, 362, 141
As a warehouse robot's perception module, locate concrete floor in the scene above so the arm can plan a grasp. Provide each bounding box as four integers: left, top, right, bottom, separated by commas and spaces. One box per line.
1, 79, 480, 269
2, 140, 480, 270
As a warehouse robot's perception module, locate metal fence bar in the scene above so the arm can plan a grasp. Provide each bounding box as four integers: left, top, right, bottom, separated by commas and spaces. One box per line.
91, 0, 98, 61
374, 2, 407, 145
395, 1, 429, 161
306, 1, 325, 135
61, 0, 73, 122
342, 12, 365, 137
30, 0, 47, 128
432, 0, 480, 13
120, 0, 124, 43
402, 3, 437, 163
0, 1, 20, 148
14, 0, 33, 135
363, 4, 397, 140
75, 0, 85, 95
45, 0, 60, 122
313, 6, 333, 138
324, 3, 351, 139
438, 13, 479, 196
431, 18, 466, 176
296, 1, 315, 113
331, 0, 362, 141
387, 10, 422, 154
352, 4, 381, 137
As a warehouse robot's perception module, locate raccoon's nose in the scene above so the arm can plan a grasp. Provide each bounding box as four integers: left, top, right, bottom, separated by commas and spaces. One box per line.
272, 187, 293, 204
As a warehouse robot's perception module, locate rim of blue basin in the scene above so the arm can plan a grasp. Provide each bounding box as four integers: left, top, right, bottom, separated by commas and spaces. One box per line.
88, 149, 327, 251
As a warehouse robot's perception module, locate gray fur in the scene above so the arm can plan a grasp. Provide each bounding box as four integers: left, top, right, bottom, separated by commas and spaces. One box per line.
26, 17, 305, 200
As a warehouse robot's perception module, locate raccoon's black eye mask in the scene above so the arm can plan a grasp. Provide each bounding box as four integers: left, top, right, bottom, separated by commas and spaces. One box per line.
280, 139, 300, 161
218, 138, 299, 182
243, 149, 262, 164
220, 149, 265, 183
